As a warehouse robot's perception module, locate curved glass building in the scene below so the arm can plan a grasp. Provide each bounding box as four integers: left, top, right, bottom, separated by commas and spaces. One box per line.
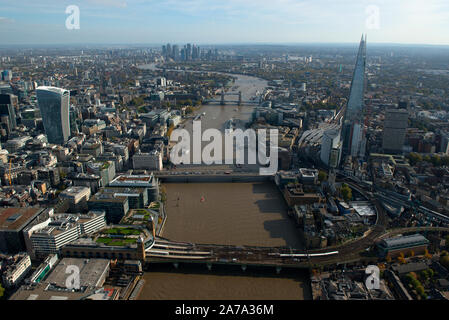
36, 86, 70, 145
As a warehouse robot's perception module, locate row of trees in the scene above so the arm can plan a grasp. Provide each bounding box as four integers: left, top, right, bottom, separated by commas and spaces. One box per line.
406, 153, 449, 167
405, 272, 427, 299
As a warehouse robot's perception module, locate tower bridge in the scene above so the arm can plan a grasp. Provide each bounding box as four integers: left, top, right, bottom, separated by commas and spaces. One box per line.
204, 88, 262, 106
220, 89, 242, 106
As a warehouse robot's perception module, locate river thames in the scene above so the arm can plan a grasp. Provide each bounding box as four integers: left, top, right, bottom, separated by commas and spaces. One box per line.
137, 64, 310, 300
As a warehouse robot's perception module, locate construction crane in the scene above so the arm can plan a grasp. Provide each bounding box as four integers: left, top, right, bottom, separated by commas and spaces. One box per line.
8, 158, 12, 186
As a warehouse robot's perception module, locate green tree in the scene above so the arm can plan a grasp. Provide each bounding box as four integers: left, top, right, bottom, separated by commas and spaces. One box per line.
440, 255, 449, 269
340, 183, 352, 202
407, 153, 422, 166
137, 105, 147, 114
318, 170, 328, 182
431, 155, 442, 167
420, 270, 430, 281
416, 285, 425, 297
0, 284, 4, 299
131, 95, 145, 107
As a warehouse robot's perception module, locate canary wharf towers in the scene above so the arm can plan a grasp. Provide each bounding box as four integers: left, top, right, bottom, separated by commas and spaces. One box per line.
341, 35, 367, 158
36, 86, 70, 145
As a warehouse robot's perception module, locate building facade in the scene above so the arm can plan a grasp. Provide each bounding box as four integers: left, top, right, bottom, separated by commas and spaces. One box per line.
382, 108, 409, 154
320, 129, 342, 168
341, 35, 367, 158
36, 86, 70, 145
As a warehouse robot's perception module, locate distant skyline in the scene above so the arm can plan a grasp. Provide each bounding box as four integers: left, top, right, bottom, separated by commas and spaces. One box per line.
1, 0, 449, 46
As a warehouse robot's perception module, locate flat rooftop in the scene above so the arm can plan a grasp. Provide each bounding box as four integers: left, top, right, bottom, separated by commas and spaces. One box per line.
46, 258, 110, 289
112, 175, 154, 183
0, 207, 44, 231
10, 286, 90, 300
60, 186, 90, 196
90, 192, 128, 203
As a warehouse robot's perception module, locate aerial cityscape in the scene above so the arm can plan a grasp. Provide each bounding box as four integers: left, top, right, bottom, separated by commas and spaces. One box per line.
1, 0, 449, 309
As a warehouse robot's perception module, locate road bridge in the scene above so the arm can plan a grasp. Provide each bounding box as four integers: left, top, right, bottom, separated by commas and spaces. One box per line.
153, 170, 273, 183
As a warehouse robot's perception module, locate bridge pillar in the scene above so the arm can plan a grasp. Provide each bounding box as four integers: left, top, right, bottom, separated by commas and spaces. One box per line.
241, 265, 247, 272
207, 263, 212, 271
220, 88, 225, 105
276, 266, 282, 274
173, 262, 179, 269
238, 91, 242, 106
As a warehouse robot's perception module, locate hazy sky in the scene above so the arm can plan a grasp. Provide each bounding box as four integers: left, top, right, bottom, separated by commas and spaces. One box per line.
1, 0, 448, 45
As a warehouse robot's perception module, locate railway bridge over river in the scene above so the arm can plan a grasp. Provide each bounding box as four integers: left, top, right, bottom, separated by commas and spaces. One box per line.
145, 237, 339, 272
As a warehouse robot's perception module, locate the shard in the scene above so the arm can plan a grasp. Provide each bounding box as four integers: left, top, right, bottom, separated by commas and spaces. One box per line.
341, 35, 367, 158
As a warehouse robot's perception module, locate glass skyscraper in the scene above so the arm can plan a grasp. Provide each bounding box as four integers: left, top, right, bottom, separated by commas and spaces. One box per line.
341, 35, 367, 158
0, 94, 18, 132
36, 86, 70, 145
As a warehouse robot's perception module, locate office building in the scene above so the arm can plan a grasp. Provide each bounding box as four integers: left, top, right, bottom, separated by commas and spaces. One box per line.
341, 35, 367, 158
101, 187, 148, 209
24, 211, 106, 257
61, 236, 147, 262
1, 70, 12, 81
86, 161, 116, 187
382, 108, 409, 154
80, 142, 103, 157
88, 190, 129, 224
172, 45, 180, 61
71, 173, 102, 194
320, 129, 342, 168
36, 86, 70, 145
133, 150, 163, 171
58, 186, 91, 212
0, 94, 18, 133
156, 77, 167, 87
37, 168, 60, 187
109, 174, 159, 202
2, 253, 32, 288
0, 207, 52, 253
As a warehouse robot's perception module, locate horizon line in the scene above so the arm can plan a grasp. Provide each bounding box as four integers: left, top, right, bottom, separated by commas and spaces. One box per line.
1, 41, 449, 49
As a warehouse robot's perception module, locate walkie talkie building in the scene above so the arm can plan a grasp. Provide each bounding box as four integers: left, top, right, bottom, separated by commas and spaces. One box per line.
36, 86, 70, 145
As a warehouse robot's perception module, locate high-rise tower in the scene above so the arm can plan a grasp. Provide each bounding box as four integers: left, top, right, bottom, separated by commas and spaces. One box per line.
36, 86, 70, 145
341, 35, 367, 158
382, 102, 409, 154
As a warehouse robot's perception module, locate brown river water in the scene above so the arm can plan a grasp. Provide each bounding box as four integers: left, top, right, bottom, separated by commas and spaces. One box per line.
137, 67, 310, 300
138, 183, 310, 300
